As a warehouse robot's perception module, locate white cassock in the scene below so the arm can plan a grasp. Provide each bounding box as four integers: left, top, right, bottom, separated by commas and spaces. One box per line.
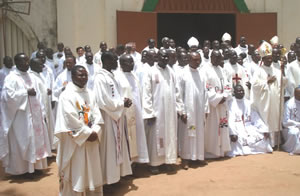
41, 66, 56, 149
29, 70, 55, 151
227, 97, 273, 157
131, 52, 142, 73
135, 62, 151, 90
251, 65, 287, 147
178, 66, 209, 160
204, 63, 232, 158
230, 63, 250, 100
53, 69, 72, 122
0, 69, 51, 175
235, 45, 248, 56
143, 63, 184, 166
94, 68, 132, 185
0, 66, 15, 95
115, 70, 149, 163
76, 56, 86, 65
282, 97, 300, 155
286, 60, 300, 97
46, 58, 57, 78
93, 50, 103, 68
53, 52, 65, 78
54, 69, 72, 99
142, 46, 159, 53
55, 82, 104, 196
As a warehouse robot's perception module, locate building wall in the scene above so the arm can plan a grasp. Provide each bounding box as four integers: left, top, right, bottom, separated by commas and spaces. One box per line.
245, 0, 300, 48
57, 0, 144, 53
20, 0, 57, 49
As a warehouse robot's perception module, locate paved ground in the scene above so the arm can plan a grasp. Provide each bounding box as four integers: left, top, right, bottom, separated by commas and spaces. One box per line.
0, 151, 300, 196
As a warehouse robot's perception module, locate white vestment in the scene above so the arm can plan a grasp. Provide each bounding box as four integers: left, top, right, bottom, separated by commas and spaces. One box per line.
54, 69, 72, 99
135, 62, 151, 90
235, 45, 248, 56
143, 63, 184, 166
30, 70, 55, 150
53, 52, 65, 78
142, 46, 159, 53
94, 68, 132, 185
0, 69, 51, 175
229, 63, 250, 99
78, 63, 101, 90
251, 65, 287, 147
93, 51, 103, 68
55, 82, 103, 196
286, 60, 300, 97
282, 97, 300, 155
227, 97, 273, 157
204, 63, 232, 158
178, 66, 209, 160
0, 66, 15, 95
115, 70, 149, 163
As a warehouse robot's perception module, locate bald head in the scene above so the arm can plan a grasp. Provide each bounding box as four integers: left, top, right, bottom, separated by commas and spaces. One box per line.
295, 87, 300, 101
189, 52, 201, 69
120, 54, 134, 72
211, 50, 222, 66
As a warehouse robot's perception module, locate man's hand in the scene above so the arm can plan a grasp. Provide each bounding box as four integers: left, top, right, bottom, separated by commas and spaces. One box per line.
87, 132, 98, 142
181, 114, 187, 124
246, 81, 251, 90
124, 98, 132, 108
27, 88, 36, 96
219, 97, 226, 104
267, 76, 276, 84
263, 133, 270, 139
47, 89, 52, 95
230, 135, 238, 142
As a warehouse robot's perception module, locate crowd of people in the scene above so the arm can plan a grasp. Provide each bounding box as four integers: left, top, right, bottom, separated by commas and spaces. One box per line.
0, 32, 300, 196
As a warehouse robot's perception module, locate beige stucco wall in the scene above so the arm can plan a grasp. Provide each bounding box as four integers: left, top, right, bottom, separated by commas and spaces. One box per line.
245, 0, 300, 48
57, 0, 144, 53
19, 0, 57, 49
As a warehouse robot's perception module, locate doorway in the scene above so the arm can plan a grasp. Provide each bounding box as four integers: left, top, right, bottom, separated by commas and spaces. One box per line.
157, 13, 236, 49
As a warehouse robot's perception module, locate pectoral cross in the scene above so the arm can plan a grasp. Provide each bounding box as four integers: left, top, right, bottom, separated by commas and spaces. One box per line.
232, 73, 241, 85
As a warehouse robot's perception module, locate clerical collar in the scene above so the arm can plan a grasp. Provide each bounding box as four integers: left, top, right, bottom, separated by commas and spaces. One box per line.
235, 97, 245, 102
189, 66, 198, 72
15, 68, 28, 75
70, 82, 87, 93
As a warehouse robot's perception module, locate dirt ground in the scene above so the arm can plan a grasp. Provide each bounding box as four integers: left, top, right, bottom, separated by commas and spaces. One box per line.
0, 151, 300, 196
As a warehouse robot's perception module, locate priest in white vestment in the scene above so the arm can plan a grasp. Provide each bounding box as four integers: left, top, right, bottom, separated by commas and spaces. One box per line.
78, 52, 101, 90
224, 50, 250, 99
93, 41, 107, 68
29, 58, 56, 152
55, 66, 104, 196
235, 36, 248, 56
0, 53, 51, 175
177, 52, 209, 169
251, 41, 287, 147
37, 51, 56, 149
94, 52, 132, 184
54, 56, 75, 99
0, 56, 15, 95
286, 50, 300, 97
227, 85, 273, 157
142, 38, 159, 53
204, 50, 232, 159
143, 49, 185, 173
115, 54, 149, 164
282, 87, 300, 155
